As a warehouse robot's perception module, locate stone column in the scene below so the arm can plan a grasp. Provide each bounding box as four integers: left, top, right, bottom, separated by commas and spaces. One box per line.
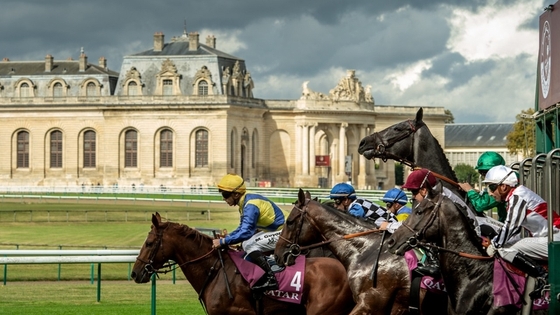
339, 123, 347, 178
295, 123, 302, 175
358, 124, 368, 188
302, 124, 309, 175
309, 123, 316, 176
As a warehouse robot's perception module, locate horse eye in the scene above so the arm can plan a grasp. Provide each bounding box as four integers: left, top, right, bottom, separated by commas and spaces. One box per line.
146, 241, 154, 247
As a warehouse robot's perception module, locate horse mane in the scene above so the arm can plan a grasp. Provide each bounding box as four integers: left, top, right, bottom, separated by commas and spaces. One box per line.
315, 199, 378, 230
161, 221, 213, 246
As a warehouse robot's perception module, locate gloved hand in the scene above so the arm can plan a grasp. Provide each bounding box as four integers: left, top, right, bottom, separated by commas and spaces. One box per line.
486, 244, 496, 257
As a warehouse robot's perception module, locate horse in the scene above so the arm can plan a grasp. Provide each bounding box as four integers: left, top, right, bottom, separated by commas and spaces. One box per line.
131, 212, 355, 315
357, 107, 458, 193
274, 189, 447, 315
386, 191, 548, 315
357, 107, 503, 237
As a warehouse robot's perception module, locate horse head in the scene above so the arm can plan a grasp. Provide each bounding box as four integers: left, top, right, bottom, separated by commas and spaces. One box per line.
275, 189, 325, 267
358, 108, 425, 163
131, 212, 176, 283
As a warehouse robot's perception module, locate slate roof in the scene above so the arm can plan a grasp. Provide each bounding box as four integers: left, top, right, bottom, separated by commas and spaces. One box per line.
131, 41, 242, 60
0, 61, 119, 77
445, 123, 514, 148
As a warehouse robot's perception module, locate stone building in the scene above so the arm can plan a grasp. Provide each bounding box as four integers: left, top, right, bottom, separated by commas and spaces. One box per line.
0, 29, 449, 189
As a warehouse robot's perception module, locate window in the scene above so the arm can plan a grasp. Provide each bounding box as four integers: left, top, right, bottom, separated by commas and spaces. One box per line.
128, 81, 138, 96
195, 130, 208, 168
163, 79, 173, 96
230, 130, 235, 168
17, 131, 29, 168
125, 130, 137, 167
86, 82, 97, 97
160, 129, 173, 167
53, 82, 63, 97
198, 81, 208, 95
83, 130, 96, 168
20, 83, 30, 98
50, 130, 63, 168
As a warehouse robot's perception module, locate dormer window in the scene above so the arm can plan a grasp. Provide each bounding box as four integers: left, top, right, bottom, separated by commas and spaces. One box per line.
198, 81, 208, 95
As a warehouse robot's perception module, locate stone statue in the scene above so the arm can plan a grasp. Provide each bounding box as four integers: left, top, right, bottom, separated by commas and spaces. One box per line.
364, 85, 375, 103
243, 72, 254, 98
300, 81, 327, 100
222, 67, 231, 95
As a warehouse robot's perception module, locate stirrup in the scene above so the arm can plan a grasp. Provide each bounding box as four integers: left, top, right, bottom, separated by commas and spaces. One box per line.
252, 277, 279, 291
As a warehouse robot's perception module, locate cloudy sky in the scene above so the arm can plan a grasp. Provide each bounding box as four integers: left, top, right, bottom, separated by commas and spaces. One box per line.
0, 0, 551, 123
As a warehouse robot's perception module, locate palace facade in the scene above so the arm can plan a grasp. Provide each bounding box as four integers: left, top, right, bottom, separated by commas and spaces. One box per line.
0, 30, 449, 189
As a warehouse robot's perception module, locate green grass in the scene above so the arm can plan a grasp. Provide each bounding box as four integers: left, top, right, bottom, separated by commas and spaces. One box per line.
0, 200, 248, 314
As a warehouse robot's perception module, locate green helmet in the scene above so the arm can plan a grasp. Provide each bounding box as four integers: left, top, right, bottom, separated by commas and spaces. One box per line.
475, 151, 505, 171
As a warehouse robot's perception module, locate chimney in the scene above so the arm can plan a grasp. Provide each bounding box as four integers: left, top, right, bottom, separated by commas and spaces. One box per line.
79, 52, 87, 72
189, 32, 199, 51
99, 56, 107, 69
206, 35, 216, 49
154, 32, 164, 52
45, 54, 54, 72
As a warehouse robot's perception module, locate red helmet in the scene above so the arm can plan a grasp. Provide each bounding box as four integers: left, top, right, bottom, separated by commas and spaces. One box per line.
402, 169, 437, 190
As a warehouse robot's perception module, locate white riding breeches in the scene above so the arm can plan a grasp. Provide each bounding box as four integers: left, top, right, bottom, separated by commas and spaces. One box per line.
242, 230, 282, 256
498, 230, 560, 262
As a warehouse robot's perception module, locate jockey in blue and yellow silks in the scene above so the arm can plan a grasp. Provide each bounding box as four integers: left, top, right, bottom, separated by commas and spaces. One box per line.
212, 173, 286, 291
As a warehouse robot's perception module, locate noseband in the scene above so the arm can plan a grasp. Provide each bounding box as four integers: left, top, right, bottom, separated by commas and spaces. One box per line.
373, 120, 423, 165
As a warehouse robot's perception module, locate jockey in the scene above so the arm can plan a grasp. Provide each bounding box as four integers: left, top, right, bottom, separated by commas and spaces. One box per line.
329, 183, 398, 226
458, 151, 508, 222
212, 174, 286, 291
483, 165, 560, 298
377, 188, 412, 233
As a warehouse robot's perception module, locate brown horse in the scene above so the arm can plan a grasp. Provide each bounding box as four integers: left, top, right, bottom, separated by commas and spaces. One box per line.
386, 193, 548, 315
131, 212, 355, 315
275, 189, 447, 315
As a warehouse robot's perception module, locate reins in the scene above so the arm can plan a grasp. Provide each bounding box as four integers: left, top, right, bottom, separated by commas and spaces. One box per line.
281, 228, 384, 252
401, 194, 493, 261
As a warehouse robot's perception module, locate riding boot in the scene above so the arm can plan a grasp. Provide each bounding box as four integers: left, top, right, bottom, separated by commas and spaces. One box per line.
510, 252, 548, 299
248, 251, 279, 291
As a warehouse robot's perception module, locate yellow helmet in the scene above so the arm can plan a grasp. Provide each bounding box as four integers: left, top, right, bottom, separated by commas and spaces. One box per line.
217, 174, 246, 193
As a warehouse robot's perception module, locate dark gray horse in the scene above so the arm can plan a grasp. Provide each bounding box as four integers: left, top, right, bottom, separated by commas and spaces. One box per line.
275, 189, 447, 315
386, 191, 548, 315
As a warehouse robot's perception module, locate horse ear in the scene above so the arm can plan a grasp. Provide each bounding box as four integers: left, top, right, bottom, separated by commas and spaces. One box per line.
416, 107, 424, 123
298, 188, 305, 205
305, 190, 311, 200
152, 212, 161, 227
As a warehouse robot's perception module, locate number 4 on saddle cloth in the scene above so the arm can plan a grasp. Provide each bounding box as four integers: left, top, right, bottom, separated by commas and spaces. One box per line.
228, 251, 305, 304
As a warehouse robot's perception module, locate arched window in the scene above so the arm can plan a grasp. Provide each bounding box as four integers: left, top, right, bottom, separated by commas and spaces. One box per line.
17, 131, 29, 168
160, 129, 173, 167
163, 79, 173, 96
198, 81, 208, 95
53, 82, 63, 97
20, 83, 30, 98
195, 130, 208, 168
128, 81, 138, 96
83, 130, 96, 168
50, 130, 63, 168
86, 82, 97, 97
125, 130, 138, 167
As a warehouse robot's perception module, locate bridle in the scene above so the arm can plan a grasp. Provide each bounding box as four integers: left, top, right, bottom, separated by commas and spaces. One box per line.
398, 194, 492, 260
136, 224, 217, 276
372, 120, 423, 165
279, 199, 382, 263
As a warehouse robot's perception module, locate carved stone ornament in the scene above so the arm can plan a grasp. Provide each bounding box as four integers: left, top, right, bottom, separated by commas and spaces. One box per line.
329, 70, 368, 102
300, 81, 327, 100
194, 66, 212, 82
122, 67, 142, 87
159, 59, 178, 75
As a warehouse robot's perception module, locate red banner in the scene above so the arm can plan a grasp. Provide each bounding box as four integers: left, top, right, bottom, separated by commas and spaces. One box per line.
315, 155, 330, 167
539, 4, 560, 110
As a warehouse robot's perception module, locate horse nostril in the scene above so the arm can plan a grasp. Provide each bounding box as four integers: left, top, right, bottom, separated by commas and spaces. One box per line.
387, 238, 395, 248
130, 271, 136, 278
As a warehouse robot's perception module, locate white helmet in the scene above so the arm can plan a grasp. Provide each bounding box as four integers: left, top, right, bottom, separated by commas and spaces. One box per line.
482, 165, 518, 187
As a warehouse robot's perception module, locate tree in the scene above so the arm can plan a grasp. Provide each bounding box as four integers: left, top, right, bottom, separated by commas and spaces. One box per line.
506, 108, 535, 157
454, 163, 479, 186
395, 163, 404, 186
444, 109, 454, 124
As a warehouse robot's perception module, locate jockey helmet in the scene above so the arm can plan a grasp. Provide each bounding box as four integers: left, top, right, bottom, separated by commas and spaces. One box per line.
217, 174, 246, 193
402, 169, 437, 190
482, 165, 518, 187
329, 183, 357, 200
381, 188, 408, 205
476, 151, 505, 171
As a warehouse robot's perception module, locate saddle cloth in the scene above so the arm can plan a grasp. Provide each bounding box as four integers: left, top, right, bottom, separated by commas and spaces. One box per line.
493, 258, 548, 310
404, 250, 446, 294
228, 250, 306, 304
